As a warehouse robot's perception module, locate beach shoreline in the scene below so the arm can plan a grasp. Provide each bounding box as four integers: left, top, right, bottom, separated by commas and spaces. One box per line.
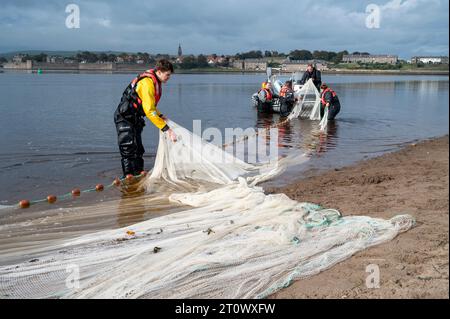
266, 135, 449, 299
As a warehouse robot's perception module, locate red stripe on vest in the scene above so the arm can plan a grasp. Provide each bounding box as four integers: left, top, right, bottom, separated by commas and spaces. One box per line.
280, 86, 291, 97
321, 88, 336, 105
132, 69, 162, 107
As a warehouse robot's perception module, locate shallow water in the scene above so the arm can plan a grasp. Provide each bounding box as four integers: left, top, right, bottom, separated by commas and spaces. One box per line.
0, 72, 448, 204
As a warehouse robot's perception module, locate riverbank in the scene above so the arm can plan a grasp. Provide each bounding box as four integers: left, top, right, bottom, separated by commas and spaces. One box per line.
1, 65, 448, 76
266, 135, 449, 299
171, 68, 449, 76
325, 68, 449, 76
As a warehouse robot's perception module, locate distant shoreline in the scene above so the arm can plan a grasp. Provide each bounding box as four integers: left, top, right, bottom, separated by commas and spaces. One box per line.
324, 69, 449, 76
170, 68, 450, 76
1, 66, 448, 76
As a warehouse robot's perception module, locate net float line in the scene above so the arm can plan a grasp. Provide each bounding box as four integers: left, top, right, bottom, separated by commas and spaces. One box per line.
17, 171, 148, 209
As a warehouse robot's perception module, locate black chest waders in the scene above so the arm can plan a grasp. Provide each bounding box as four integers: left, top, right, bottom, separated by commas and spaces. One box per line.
114, 80, 150, 177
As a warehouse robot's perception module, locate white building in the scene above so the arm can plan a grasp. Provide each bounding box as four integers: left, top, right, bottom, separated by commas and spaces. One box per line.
12, 54, 27, 63
281, 59, 328, 72
411, 56, 449, 64
342, 54, 398, 64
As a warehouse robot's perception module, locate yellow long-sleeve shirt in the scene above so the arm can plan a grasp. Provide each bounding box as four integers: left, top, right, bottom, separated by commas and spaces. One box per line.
135, 77, 167, 130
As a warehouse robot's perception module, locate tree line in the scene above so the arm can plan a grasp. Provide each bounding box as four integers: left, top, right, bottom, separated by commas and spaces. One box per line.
9, 51, 160, 64
235, 49, 371, 63
1, 49, 385, 67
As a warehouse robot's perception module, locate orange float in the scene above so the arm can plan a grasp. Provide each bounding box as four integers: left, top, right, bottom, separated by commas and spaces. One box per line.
47, 195, 57, 204
19, 200, 30, 209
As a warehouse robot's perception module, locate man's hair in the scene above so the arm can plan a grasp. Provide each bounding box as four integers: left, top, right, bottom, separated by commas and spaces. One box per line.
320, 83, 328, 90
156, 59, 174, 73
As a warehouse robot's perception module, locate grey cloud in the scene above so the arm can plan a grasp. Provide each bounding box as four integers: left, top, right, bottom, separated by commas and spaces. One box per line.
0, 0, 447, 58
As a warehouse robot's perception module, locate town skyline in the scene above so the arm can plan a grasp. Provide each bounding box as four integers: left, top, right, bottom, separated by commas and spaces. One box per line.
2, 46, 448, 62
3, 48, 447, 74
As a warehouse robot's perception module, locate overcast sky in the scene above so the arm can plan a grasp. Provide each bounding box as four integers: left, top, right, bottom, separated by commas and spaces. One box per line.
0, 0, 448, 58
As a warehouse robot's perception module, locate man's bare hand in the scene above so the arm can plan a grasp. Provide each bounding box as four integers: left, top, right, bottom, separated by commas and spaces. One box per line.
168, 128, 177, 142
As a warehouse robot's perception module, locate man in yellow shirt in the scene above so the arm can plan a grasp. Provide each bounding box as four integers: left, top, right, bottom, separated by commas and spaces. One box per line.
114, 59, 177, 177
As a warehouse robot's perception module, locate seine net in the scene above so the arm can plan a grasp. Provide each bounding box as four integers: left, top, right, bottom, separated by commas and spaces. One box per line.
290, 79, 322, 121
0, 115, 414, 299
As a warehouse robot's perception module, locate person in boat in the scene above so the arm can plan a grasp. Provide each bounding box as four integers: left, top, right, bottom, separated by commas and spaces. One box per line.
255, 81, 275, 113
320, 83, 341, 120
114, 59, 177, 177
279, 80, 296, 117
299, 63, 322, 91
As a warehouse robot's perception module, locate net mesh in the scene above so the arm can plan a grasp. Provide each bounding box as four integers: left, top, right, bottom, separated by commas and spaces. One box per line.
290, 79, 322, 121
0, 103, 415, 299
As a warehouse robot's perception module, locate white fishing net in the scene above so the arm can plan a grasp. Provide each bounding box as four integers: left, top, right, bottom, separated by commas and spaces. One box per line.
148, 121, 287, 187
0, 109, 415, 299
291, 79, 322, 121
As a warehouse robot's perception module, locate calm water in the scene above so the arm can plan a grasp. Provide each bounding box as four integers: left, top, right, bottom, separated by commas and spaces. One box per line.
0, 72, 448, 204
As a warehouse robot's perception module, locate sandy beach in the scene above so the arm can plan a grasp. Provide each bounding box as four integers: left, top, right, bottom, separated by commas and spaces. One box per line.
0, 136, 448, 298
266, 135, 449, 299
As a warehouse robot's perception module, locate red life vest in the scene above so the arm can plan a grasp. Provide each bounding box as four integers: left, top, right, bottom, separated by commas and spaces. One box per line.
321, 88, 336, 105
280, 86, 293, 97
130, 69, 162, 110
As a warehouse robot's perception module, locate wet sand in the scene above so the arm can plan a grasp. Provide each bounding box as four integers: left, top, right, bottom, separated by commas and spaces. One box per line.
266, 135, 449, 299
0, 180, 191, 266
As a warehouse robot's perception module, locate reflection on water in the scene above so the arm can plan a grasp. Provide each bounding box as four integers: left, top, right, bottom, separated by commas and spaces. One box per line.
116, 180, 147, 228
313, 120, 339, 156
254, 110, 340, 157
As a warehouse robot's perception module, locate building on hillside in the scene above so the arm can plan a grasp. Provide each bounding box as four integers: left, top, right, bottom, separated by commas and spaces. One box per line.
46, 55, 64, 63
281, 59, 328, 72
411, 56, 449, 64
342, 54, 398, 64
232, 59, 267, 71
12, 54, 27, 63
